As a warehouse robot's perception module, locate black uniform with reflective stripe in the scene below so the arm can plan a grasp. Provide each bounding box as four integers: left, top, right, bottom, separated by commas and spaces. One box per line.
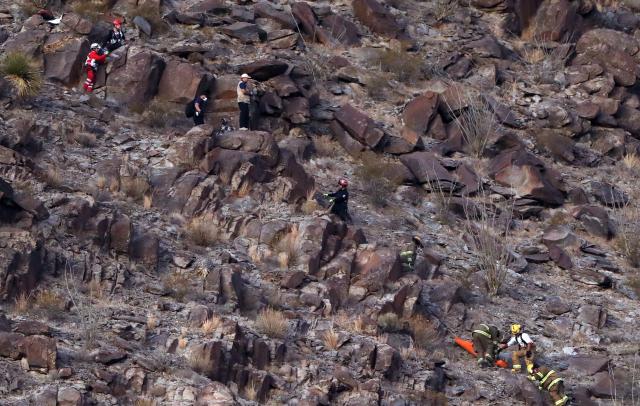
328, 188, 351, 223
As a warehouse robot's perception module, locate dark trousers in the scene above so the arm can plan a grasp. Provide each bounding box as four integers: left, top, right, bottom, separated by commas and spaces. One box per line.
331, 206, 352, 224
193, 112, 204, 125
238, 102, 250, 128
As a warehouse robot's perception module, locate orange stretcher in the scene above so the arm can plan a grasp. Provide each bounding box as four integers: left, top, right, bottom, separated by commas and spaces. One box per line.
454, 337, 508, 368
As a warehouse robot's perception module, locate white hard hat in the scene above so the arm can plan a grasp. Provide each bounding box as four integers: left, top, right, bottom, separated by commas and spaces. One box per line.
90, 43, 100, 49
241, 73, 251, 79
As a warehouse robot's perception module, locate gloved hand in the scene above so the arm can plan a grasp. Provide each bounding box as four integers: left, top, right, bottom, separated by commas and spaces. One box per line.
195, 111, 200, 117
527, 375, 536, 382
323, 193, 330, 197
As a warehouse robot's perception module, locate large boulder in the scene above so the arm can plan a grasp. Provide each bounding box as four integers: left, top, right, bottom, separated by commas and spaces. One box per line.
520, 0, 578, 42
221, 22, 265, 43
320, 14, 361, 46
334, 104, 385, 148
212, 131, 279, 166
399, 152, 457, 190
488, 148, 565, 206
106, 46, 165, 105
0, 230, 46, 301
43, 34, 89, 85
353, 0, 408, 40
575, 29, 640, 86
402, 92, 439, 147
254, 1, 297, 29
157, 59, 213, 103
22, 335, 57, 371
239, 60, 289, 81
3, 29, 48, 60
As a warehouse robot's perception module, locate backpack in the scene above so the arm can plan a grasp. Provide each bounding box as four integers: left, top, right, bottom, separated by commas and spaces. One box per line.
185, 100, 195, 118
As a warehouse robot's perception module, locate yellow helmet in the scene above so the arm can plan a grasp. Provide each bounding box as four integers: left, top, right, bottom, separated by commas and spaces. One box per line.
511, 324, 521, 335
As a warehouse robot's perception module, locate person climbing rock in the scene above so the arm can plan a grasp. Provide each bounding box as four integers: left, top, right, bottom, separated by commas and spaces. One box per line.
324, 178, 352, 224
500, 323, 536, 373
528, 363, 570, 406
237, 73, 251, 130
471, 323, 502, 367
105, 19, 126, 52
192, 94, 208, 126
399, 236, 424, 272
83, 43, 108, 93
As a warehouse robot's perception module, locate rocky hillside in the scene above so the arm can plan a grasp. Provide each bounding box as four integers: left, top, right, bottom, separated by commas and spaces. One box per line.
1, 0, 640, 404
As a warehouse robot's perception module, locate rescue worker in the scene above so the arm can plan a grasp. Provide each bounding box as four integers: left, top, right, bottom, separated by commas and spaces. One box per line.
105, 19, 126, 52
499, 323, 536, 373
83, 43, 108, 93
528, 363, 570, 406
237, 73, 251, 130
399, 236, 424, 272
193, 94, 208, 126
471, 323, 502, 367
324, 178, 352, 224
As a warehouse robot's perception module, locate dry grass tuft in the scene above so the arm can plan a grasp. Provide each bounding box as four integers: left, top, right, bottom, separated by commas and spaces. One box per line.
300, 198, 319, 215
365, 72, 392, 101
143, 193, 153, 210
13, 292, 30, 314
70, 131, 97, 148
407, 315, 440, 350
140, 99, 181, 128
244, 381, 257, 401
623, 153, 640, 171
71, 0, 111, 22
355, 152, 401, 208
0, 52, 43, 99
134, 398, 156, 406
19, 0, 47, 16
371, 48, 423, 83
178, 336, 188, 349
202, 316, 222, 335
256, 308, 288, 339
42, 166, 63, 188
322, 328, 340, 350
33, 290, 66, 320
614, 202, 640, 267
188, 349, 212, 374
377, 312, 403, 333
186, 216, 219, 247
313, 135, 339, 157
432, 0, 458, 22
87, 279, 104, 300
95, 176, 107, 190
120, 176, 150, 202
146, 314, 159, 330
164, 272, 191, 302
129, 3, 169, 35
274, 228, 299, 269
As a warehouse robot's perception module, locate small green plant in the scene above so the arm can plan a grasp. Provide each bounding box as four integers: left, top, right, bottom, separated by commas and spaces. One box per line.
0, 52, 43, 99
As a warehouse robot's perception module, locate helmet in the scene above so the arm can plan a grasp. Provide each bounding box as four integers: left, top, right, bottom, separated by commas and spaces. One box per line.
510, 324, 521, 335
338, 178, 348, 187
113, 18, 122, 26
412, 235, 423, 247
90, 43, 100, 50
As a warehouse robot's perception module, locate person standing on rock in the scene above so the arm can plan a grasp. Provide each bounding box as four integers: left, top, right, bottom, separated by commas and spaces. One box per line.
471, 323, 502, 367
324, 178, 352, 224
192, 94, 208, 126
83, 43, 108, 93
528, 363, 570, 406
500, 323, 536, 374
237, 73, 251, 130
105, 19, 126, 52
399, 235, 424, 272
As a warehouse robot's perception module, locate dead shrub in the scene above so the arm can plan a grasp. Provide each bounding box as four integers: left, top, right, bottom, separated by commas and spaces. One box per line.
120, 176, 150, 202
13, 292, 30, 314
377, 312, 403, 333
141, 99, 181, 129
188, 350, 213, 374
244, 381, 257, 402
313, 135, 339, 157
202, 316, 222, 335
164, 272, 191, 302
274, 228, 299, 269
33, 289, 66, 320
322, 328, 340, 350
519, 36, 571, 84
407, 315, 440, 350
614, 202, 640, 268
19, 0, 47, 16
445, 90, 501, 158
365, 73, 392, 101
371, 48, 423, 83
355, 153, 401, 208
300, 198, 319, 215
129, 3, 169, 36
186, 216, 219, 247
623, 153, 640, 172
178, 336, 188, 349
72, 132, 97, 148
432, 0, 457, 22
41, 166, 63, 188
255, 308, 288, 339
146, 314, 159, 330
70, 0, 111, 22
134, 399, 156, 406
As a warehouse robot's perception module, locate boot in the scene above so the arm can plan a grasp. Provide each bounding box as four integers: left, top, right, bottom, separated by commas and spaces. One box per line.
512, 364, 521, 373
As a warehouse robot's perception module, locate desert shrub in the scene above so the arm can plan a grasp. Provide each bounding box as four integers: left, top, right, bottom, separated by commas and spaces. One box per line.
70, 131, 97, 148
130, 3, 168, 35
202, 316, 222, 334
444, 90, 501, 158
432, 0, 457, 22
255, 308, 288, 339
365, 73, 392, 101
146, 314, 159, 330
0, 52, 43, 99
134, 399, 156, 406
614, 202, 640, 268
164, 271, 191, 301
623, 153, 640, 172
274, 228, 299, 269
70, 0, 111, 22
13, 292, 30, 314
41, 166, 63, 188
377, 312, 402, 333
519, 36, 571, 83
322, 328, 340, 350
141, 99, 181, 129
407, 315, 440, 350
371, 48, 423, 83
19, 0, 48, 15
120, 176, 150, 202
34, 290, 66, 320
186, 216, 219, 247
355, 153, 402, 208
313, 135, 339, 157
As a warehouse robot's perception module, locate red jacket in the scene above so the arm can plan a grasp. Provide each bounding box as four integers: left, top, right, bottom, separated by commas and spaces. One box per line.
85, 50, 107, 70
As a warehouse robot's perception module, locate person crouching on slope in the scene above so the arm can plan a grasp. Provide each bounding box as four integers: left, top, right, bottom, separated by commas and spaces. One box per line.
83, 43, 108, 93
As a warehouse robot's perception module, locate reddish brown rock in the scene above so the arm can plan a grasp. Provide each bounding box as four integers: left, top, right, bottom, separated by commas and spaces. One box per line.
334, 104, 385, 148
43, 34, 89, 86
572, 205, 615, 239
107, 47, 166, 105
23, 335, 56, 370
353, 0, 408, 40
254, 1, 297, 29
239, 60, 289, 81
320, 14, 361, 46
13, 320, 51, 336
0, 332, 25, 359
575, 29, 640, 86
523, 0, 578, 42
221, 22, 265, 44
399, 152, 456, 189
402, 92, 439, 147
157, 59, 213, 103
110, 213, 132, 254
568, 356, 610, 375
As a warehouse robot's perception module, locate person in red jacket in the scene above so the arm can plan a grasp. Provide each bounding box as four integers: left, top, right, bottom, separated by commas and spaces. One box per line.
83, 43, 108, 93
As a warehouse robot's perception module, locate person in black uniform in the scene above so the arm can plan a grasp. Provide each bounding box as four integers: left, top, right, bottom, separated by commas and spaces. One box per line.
325, 178, 352, 224
193, 94, 208, 126
105, 19, 125, 52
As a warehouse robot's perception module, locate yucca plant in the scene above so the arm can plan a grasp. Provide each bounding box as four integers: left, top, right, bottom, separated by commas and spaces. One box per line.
0, 52, 43, 99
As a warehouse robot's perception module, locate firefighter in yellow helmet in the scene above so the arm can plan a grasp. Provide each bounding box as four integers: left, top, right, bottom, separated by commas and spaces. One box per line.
528, 363, 570, 405
399, 236, 424, 272
499, 323, 536, 373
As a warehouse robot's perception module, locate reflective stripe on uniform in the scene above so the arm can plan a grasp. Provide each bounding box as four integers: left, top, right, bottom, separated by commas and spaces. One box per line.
513, 364, 521, 369
555, 396, 568, 405
473, 329, 492, 338
400, 251, 413, 257
540, 370, 556, 385
548, 378, 563, 390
